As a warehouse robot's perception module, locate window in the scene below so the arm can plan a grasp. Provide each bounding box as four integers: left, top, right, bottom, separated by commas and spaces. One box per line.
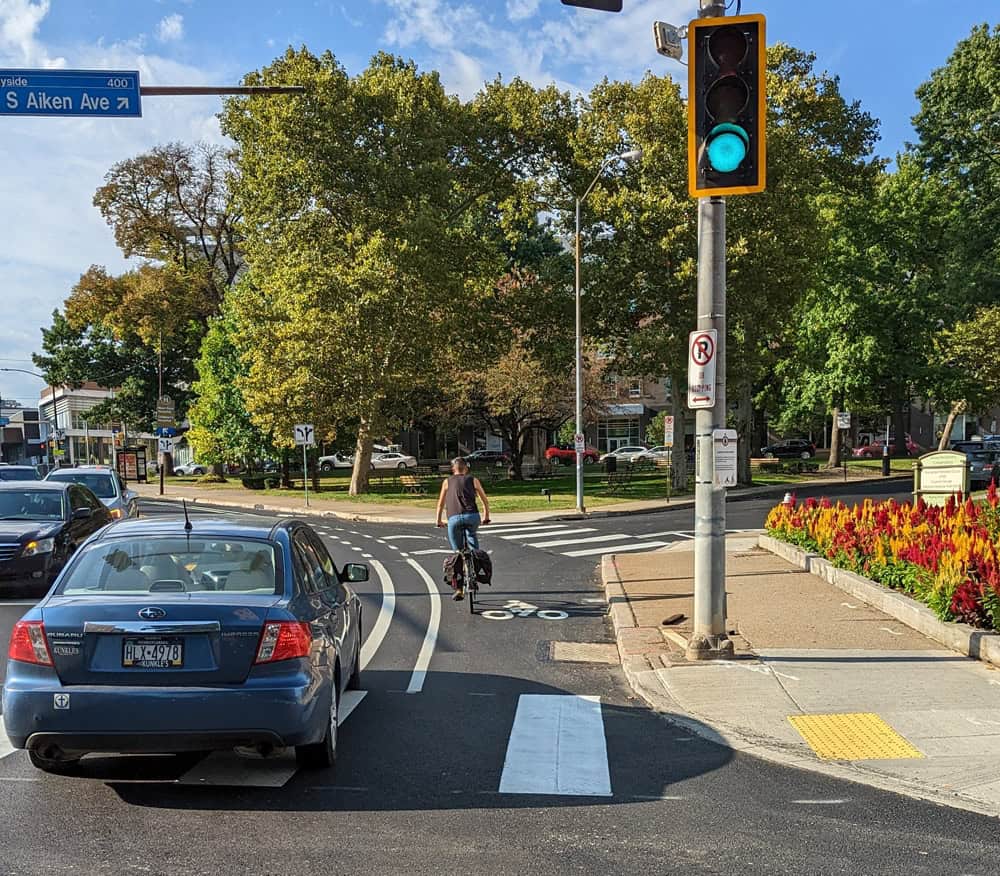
628, 380, 642, 399
292, 530, 327, 593
0, 489, 64, 520
47, 471, 117, 499
58, 537, 279, 595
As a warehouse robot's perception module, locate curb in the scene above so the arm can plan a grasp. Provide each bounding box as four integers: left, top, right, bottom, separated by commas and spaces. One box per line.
600, 551, 1000, 818
759, 535, 1000, 671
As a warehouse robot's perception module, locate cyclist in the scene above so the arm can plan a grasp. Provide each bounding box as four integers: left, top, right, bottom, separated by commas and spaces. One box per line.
436, 456, 491, 600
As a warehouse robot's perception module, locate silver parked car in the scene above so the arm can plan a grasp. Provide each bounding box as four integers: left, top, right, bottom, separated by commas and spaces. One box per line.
45, 466, 139, 520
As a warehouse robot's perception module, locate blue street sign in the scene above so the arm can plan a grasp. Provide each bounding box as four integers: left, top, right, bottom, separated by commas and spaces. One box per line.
155, 426, 177, 437
0, 68, 141, 117
0, 417, 9, 426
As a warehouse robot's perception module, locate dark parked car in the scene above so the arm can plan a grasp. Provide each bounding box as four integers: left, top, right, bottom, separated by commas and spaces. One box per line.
0, 464, 41, 482
966, 450, 1000, 488
3, 514, 365, 774
0, 481, 112, 597
760, 439, 816, 460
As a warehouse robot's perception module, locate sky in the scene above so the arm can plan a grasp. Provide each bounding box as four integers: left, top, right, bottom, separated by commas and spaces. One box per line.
0, 0, 992, 407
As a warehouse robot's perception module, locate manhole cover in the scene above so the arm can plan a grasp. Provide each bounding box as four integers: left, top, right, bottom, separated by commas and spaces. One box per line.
550, 641, 620, 664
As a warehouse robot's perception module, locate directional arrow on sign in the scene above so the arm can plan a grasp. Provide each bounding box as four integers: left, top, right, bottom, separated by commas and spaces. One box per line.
117, 97, 129, 110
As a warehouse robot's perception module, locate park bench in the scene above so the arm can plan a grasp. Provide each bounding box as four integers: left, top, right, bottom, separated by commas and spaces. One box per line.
400, 474, 427, 495
606, 465, 634, 496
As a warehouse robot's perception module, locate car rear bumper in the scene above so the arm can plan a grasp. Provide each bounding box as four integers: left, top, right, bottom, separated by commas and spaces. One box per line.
2, 669, 327, 753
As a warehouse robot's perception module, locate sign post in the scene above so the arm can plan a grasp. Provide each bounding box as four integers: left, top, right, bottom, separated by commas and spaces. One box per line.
294, 424, 315, 508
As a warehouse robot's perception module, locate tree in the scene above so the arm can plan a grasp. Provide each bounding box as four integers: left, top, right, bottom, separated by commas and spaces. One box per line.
452, 337, 607, 480
222, 50, 551, 494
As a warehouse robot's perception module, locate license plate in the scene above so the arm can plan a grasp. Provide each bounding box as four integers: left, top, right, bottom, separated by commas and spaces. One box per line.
122, 637, 183, 669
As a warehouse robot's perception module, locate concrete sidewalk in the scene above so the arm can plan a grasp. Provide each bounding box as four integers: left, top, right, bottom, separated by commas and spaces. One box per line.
603, 538, 1000, 816
134, 472, 907, 525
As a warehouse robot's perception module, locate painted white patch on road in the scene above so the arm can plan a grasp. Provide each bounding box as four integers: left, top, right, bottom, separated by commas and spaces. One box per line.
486, 524, 576, 535
360, 560, 396, 670
529, 533, 632, 549
405, 559, 442, 694
563, 541, 668, 557
177, 749, 300, 788
382, 535, 431, 541
0, 717, 16, 760
499, 695, 611, 796
641, 530, 696, 540
412, 549, 455, 556
338, 690, 367, 725
500, 528, 592, 541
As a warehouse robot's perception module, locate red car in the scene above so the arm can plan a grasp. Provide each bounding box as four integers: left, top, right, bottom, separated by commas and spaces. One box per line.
545, 444, 599, 464
852, 435, 921, 458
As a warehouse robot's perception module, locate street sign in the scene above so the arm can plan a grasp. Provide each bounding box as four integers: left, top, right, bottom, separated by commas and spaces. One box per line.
156, 395, 175, 427
664, 415, 675, 447
0, 68, 141, 117
293, 424, 315, 447
155, 426, 178, 437
712, 429, 738, 488
836, 411, 851, 430
0, 417, 8, 427
574, 432, 586, 453
157, 437, 171, 454
687, 329, 718, 409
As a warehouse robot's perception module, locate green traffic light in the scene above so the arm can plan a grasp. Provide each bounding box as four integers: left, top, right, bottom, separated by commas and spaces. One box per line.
706, 123, 749, 173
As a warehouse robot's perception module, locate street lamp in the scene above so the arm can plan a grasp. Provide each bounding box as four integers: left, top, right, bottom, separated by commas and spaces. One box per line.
574, 148, 642, 514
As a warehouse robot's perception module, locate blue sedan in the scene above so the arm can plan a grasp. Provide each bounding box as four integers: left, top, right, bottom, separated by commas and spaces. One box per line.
2, 515, 365, 773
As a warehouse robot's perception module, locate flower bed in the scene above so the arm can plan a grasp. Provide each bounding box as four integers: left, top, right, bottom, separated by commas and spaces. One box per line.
765, 486, 1000, 632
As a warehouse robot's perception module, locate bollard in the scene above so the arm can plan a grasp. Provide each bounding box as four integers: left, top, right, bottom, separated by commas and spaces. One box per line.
882, 442, 891, 477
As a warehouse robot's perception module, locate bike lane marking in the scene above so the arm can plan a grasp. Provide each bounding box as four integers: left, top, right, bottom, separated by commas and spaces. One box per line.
360, 559, 396, 670
404, 558, 442, 694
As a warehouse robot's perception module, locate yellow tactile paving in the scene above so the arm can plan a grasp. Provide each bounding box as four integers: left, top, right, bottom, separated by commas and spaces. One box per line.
788, 713, 924, 761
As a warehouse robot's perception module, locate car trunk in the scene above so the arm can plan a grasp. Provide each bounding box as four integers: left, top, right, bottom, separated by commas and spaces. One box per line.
42, 594, 283, 686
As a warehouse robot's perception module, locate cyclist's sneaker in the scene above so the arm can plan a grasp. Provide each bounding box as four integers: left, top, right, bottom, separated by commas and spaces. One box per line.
453, 586, 465, 601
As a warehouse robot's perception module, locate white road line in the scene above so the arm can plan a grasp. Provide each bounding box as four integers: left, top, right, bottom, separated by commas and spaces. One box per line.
791, 799, 849, 805
0, 717, 16, 760
338, 690, 367, 724
639, 530, 697, 539
382, 535, 432, 541
351, 547, 363, 552
412, 549, 455, 556
405, 559, 441, 694
360, 560, 396, 670
500, 528, 594, 541
388, 546, 400, 551
563, 541, 668, 557
177, 750, 300, 787
499, 695, 611, 796
529, 533, 633, 549
362, 553, 373, 558
487, 524, 573, 535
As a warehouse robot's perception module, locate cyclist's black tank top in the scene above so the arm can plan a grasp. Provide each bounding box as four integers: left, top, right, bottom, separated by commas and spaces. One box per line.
445, 474, 478, 517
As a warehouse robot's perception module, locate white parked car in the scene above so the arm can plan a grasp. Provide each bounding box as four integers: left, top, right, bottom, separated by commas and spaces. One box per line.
318, 452, 354, 472
371, 452, 417, 470
598, 446, 649, 464
635, 445, 673, 461
173, 462, 207, 476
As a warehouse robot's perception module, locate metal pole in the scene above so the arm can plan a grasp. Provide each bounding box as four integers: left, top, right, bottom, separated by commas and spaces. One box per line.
687, 195, 733, 661
303, 444, 310, 508
575, 196, 585, 514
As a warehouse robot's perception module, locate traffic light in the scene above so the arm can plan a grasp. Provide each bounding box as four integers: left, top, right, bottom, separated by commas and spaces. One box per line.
688, 13, 766, 197
560, 1, 623, 11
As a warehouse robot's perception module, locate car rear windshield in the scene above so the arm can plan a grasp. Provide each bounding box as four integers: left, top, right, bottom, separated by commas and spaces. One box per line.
47, 471, 116, 498
0, 489, 65, 520
0, 468, 40, 481
58, 537, 280, 596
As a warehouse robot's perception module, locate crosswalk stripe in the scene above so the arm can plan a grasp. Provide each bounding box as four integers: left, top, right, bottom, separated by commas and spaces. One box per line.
500, 528, 594, 541
528, 533, 633, 549
499, 695, 611, 796
562, 541, 667, 557
0, 717, 16, 760
486, 524, 573, 535
382, 535, 432, 541
640, 530, 696, 539
412, 549, 454, 556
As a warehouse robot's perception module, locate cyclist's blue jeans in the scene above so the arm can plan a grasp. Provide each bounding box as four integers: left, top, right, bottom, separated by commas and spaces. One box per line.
447, 512, 481, 550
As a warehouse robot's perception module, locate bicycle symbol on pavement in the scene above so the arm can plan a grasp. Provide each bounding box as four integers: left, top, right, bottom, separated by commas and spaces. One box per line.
481, 599, 570, 621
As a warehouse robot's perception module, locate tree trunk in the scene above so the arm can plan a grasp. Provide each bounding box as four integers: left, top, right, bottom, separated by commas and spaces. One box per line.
891, 397, 907, 458
937, 400, 965, 450
828, 405, 842, 469
670, 383, 687, 492
735, 382, 752, 487
350, 415, 375, 496
280, 450, 291, 488
310, 449, 320, 493
509, 428, 525, 481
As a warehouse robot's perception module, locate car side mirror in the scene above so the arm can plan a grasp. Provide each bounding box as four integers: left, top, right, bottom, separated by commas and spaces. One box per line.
73, 507, 92, 520
341, 563, 369, 583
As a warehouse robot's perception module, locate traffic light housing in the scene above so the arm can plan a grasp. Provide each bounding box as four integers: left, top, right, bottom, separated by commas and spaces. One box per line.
688, 13, 766, 197
560, 0, 623, 10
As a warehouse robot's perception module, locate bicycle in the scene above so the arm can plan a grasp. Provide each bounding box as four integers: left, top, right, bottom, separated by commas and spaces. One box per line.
442, 518, 489, 614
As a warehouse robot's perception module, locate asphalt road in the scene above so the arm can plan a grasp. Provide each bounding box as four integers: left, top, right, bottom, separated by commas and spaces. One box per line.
2, 484, 998, 875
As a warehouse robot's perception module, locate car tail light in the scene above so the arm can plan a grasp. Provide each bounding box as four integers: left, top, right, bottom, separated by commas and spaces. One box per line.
255, 621, 312, 663
109, 508, 123, 519
8, 620, 53, 666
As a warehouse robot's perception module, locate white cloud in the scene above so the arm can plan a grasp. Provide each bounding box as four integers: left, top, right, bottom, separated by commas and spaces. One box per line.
0, 2, 229, 406
156, 12, 184, 43
506, 0, 539, 22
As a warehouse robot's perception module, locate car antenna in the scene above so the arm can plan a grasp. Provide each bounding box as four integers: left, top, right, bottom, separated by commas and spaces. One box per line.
182, 499, 193, 532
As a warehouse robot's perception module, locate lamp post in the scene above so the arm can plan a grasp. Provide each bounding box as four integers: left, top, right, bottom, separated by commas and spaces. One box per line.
574, 148, 642, 514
